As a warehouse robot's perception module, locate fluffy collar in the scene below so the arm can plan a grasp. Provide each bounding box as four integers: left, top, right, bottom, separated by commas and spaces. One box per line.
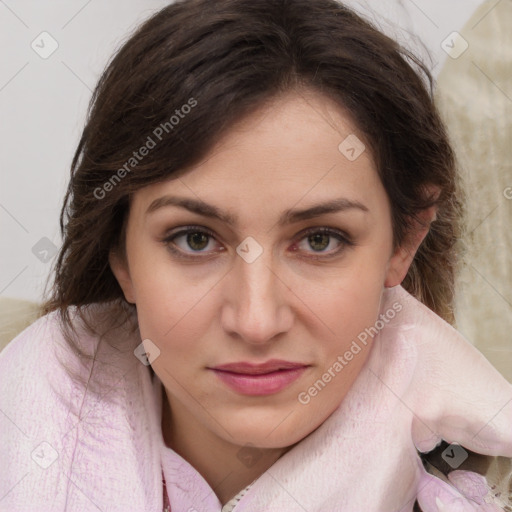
0, 285, 510, 511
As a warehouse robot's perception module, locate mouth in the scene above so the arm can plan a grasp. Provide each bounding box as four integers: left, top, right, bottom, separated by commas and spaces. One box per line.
208, 360, 310, 395
210, 359, 309, 374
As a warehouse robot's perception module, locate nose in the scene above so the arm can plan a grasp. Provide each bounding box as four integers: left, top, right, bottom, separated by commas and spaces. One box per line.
221, 251, 293, 345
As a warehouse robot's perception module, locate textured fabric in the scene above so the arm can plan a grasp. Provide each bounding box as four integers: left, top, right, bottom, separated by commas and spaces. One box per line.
1, 284, 512, 511
0, 305, 164, 511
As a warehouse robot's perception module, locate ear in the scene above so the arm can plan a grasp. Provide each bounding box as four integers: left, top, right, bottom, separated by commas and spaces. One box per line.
384, 187, 440, 288
109, 248, 136, 304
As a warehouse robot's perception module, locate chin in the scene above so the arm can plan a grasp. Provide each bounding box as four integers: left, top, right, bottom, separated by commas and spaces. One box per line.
222, 419, 314, 450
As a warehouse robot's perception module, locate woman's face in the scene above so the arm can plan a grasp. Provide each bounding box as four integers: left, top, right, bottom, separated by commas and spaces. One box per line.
110, 90, 426, 449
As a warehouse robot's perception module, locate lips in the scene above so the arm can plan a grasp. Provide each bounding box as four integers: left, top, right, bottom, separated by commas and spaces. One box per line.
208, 360, 310, 396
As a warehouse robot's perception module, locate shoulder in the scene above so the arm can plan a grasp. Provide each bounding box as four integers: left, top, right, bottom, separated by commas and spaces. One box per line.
0, 302, 143, 415
1, 307, 60, 357
0, 309, 90, 436
0, 305, 162, 510
0, 307, 97, 395
0, 310, 68, 398
384, 286, 512, 456
0, 303, 141, 450
0, 310, 80, 507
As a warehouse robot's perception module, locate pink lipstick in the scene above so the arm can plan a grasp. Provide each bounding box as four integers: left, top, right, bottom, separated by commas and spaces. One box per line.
209, 360, 309, 396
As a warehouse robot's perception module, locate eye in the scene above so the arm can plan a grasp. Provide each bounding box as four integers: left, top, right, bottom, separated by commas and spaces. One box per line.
161, 225, 354, 261
291, 227, 353, 258
162, 226, 224, 258
178, 231, 211, 251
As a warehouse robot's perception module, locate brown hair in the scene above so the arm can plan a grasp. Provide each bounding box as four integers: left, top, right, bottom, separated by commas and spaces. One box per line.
40, 0, 464, 360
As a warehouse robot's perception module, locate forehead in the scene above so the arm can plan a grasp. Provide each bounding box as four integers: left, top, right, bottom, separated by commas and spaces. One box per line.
130, 90, 385, 221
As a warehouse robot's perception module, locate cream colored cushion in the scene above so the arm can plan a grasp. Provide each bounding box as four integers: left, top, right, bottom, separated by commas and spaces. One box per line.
0, 297, 42, 353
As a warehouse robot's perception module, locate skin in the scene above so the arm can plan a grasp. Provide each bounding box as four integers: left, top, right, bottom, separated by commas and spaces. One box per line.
110, 88, 437, 505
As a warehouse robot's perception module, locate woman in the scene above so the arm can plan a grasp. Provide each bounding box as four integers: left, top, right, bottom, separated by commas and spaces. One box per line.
1, 0, 511, 510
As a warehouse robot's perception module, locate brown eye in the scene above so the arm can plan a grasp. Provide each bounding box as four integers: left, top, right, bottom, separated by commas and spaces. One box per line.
293, 227, 354, 259
162, 226, 223, 258
186, 232, 210, 251
307, 233, 330, 252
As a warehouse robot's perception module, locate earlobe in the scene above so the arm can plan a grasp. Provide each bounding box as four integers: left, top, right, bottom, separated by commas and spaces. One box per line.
384, 204, 437, 288
109, 249, 136, 304
384, 243, 421, 288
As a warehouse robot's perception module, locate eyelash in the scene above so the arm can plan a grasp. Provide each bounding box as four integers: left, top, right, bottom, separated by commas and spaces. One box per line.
161, 225, 354, 261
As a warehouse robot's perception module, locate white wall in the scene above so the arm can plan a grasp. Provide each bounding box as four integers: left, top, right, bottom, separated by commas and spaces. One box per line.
0, 0, 485, 301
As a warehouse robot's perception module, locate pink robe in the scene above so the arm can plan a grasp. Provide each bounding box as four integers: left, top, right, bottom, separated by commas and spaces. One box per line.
1, 285, 511, 511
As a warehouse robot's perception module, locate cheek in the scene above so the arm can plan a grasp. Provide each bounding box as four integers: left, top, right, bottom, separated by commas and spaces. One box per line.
136, 284, 216, 349
135, 280, 216, 387
311, 281, 384, 360
128, 250, 219, 348
305, 250, 389, 343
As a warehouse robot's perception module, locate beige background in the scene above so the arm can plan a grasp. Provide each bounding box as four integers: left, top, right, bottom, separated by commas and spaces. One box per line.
436, 0, 512, 382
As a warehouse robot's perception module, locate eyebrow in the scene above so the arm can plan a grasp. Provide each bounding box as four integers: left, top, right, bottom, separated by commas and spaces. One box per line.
145, 195, 369, 226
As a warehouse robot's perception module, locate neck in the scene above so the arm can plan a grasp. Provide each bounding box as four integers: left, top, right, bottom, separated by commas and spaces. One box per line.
161, 388, 294, 505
